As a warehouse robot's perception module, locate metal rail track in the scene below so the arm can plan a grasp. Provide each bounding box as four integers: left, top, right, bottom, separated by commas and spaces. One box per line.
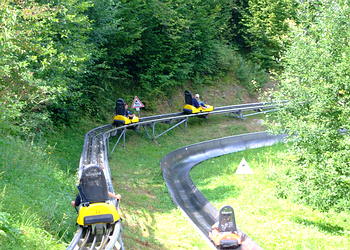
161, 132, 286, 249
68, 124, 125, 250
103, 101, 285, 140
138, 101, 286, 122
68, 101, 285, 250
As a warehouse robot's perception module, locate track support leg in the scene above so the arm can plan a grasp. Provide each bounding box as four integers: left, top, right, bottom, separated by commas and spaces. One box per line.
111, 129, 126, 153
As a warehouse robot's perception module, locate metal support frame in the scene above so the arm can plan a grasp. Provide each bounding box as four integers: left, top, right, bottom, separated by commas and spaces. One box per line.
141, 118, 188, 140
142, 124, 152, 139
242, 108, 279, 118
68, 102, 286, 249
111, 128, 126, 153
153, 118, 188, 139
231, 110, 244, 119
152, 122, 156, 138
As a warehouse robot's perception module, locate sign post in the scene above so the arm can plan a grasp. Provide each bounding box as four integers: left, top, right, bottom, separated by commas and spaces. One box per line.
131, 96, 144, 117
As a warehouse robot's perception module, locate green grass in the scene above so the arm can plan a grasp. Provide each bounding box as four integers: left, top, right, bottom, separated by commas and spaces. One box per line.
0, 119, 97, 249
4, 111, 348, 250
3, 110, 348, 250
0, 72, 272, 249
0, 136, 74, 249
0, 110, 260, 249
108, 115, 264, 249
190, 144, 350, 249
0, 75, 263, 250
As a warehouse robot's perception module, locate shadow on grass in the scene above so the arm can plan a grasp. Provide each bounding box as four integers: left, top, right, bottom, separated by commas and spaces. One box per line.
292, 216, 345, 235
199, 185, 240, 203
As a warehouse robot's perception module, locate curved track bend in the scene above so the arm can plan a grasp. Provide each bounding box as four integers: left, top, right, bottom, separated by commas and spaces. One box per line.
161, 132, 285, 249
67, 102, 285, 249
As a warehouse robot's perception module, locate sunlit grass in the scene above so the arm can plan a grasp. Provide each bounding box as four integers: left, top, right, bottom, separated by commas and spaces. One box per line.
5, 112, 347, 250
109, 115, 262, 249
191, 144, 350, 249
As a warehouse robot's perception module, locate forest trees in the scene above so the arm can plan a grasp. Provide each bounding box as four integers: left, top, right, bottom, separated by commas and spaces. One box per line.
229, 0, 297, 69
0, 0, 298, 135
269, 0, 350, 211
0, 0, 94, 134
0, 0, 236, 134
85, 0, 234, 110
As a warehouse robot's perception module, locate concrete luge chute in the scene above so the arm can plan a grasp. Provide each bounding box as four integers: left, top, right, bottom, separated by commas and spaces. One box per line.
68, 102, 285, 249
161, 132, 285, 249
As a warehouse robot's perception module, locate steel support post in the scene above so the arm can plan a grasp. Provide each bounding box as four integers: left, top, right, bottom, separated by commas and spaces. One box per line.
232, 110, 244, 119
123, 128, 126, 148
111, 129, 126, 153
106, 135, 110, 157
242, 108, 278, 118
152, 122, 156, 138
154, 119, 187, 139
143, 125, 152, 139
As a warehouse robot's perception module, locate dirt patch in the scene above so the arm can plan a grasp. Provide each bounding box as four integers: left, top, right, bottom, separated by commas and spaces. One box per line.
245, 118, 266, 131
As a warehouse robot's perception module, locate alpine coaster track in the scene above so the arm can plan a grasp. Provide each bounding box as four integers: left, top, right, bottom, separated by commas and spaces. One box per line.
67, 101, 285, 250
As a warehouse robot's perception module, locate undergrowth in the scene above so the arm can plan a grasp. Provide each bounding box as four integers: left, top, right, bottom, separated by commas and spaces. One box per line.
0, 136, 75, 249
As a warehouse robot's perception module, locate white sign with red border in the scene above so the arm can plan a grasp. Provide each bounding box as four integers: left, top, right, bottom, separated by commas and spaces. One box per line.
131, 96, 144, 109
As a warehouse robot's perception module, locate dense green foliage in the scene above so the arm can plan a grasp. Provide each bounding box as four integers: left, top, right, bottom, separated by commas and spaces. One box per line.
1, 0, 298, 135
230, 0, 297, 68
85, 0, 239, 109
269, 0, 350, 211
0, 0, 94, 135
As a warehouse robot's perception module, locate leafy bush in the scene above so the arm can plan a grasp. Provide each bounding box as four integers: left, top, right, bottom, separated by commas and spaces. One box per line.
0, 0, 94, 136
231, 52, 268, 92
230, 0, 298, 69
268, 0, 350, 211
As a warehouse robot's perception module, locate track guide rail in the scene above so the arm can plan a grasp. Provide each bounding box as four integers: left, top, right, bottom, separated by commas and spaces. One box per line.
68, 101, 286, 249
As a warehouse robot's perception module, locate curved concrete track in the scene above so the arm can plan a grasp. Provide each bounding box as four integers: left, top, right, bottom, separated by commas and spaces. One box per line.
161, 132, 285, 249
68, 102, 285, 249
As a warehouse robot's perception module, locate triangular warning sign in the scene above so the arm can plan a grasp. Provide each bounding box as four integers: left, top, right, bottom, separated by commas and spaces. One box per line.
131, 96, 144, 108
235, 158, 253, 174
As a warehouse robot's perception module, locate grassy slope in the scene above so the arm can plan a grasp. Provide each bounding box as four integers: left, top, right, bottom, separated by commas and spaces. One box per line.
0, 120, 96, 249
0, 136, 73, 249
106, 78, 263, 249
190, 144, 350, 249
6, 74, 347, 249
109, 115, 265, 249
0, 73, 253, 249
